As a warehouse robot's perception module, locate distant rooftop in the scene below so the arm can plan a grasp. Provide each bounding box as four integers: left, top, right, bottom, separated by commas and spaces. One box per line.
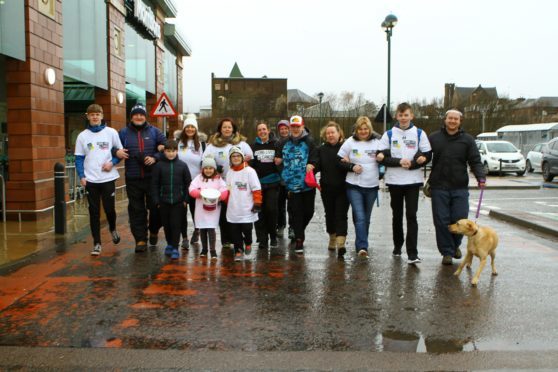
288, 89, 317, 104
229, 62, 243, 78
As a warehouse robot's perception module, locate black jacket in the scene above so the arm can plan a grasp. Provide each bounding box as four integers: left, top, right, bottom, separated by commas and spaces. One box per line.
151, 157, 192, 205
250, 137, 281, 185
428, 127, 485, 189
312, 141, 347, 188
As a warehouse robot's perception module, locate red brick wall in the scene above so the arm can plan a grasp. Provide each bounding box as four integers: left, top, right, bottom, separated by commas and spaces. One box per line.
5, 0, 65, 217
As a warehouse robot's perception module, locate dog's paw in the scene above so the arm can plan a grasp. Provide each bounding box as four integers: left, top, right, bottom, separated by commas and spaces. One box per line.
471, 278, 479, 286
492, 271, 498, 276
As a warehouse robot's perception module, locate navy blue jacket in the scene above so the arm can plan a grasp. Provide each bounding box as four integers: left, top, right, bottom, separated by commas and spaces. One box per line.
151, 157, 192, 205
118, 122, 166, 180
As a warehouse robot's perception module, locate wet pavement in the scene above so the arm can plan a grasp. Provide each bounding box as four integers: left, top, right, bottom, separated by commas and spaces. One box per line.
1, 184, 558, 368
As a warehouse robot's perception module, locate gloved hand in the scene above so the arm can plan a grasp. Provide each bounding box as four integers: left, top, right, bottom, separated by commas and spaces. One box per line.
478, 178, 486, 188
251, 203, 262, 213
216, 165, 224, 174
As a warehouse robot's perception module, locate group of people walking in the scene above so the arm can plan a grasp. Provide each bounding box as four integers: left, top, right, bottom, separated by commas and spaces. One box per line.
75, 101, 485, 265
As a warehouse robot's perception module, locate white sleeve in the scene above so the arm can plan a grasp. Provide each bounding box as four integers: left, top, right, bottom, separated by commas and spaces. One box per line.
337, 139, 350, 158
74, 133, 85, 156
419, 131, 432, 152
249, 168, 261, 191
112, 128, 123, 149
378, 133, 390, 151
241, 141, 253, 158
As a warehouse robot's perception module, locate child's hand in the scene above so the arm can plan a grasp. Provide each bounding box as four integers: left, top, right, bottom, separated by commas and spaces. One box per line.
102, 161, 113, 172
80, 178, 87, 187
376, 153, 384, 162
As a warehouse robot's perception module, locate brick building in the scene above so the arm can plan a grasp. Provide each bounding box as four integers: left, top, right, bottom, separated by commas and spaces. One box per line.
0, 0, 191, 220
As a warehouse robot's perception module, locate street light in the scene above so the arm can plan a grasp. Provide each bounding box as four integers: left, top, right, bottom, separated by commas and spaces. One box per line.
317, 92, 324, 129
381, 13, 397, 132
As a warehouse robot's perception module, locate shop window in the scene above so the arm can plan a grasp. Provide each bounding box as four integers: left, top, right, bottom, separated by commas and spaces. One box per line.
163, 43, 177, 106
125, 24, 155, 94
0, 0, 25, 61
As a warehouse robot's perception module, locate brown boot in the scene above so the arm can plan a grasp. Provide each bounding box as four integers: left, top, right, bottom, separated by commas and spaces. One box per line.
328, 234, 337, 250
336, 236, 346, 257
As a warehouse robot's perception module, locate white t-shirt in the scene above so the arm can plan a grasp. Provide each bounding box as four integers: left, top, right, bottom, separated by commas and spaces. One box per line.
337, 137, 381, 188
203, 141, 253, 180
74, 126, 123, 183
178, 139, 203, 180
226, 165, 261, 223
378, 126, 432, 185
189, 174, 227, 229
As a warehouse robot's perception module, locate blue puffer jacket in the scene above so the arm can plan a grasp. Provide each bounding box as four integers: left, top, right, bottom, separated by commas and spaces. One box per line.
118, 122, 166, 180
275, 130, 316, 193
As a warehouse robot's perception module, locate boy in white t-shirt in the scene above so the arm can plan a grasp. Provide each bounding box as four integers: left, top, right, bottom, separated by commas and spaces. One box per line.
74, 104, 123, 256
226, 146, 262, 261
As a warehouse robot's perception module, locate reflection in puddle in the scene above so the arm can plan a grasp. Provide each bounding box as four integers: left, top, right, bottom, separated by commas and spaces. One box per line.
381, 330, 475, 353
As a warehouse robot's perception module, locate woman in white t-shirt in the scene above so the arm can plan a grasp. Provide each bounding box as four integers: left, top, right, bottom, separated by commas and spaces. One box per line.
337, 116, 382, 258
177, 115, 205, 249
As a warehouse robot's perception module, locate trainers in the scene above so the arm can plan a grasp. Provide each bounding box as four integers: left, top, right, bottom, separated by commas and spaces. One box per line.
149, 234, 158, 246
135, 241, 147, 253
408, 256, 422, 264
234, 252, 243, 261
210, 250, 217, 260
190, 229, 200, 245
111, 230, 120, 244
270, 237, 278, 248
358, 249, 369, 258
392, 248, 402, 257
294, 239, 304, 254
288, 227, 295, 240
171, 248, 179, 260
91, 243, 102, 256
181, 239, 190, 250
442, 255, 453, 265
164, 245, 173, 256
245, 244, 252, 255
453, 247, 462, 259
200, 250, 208, 257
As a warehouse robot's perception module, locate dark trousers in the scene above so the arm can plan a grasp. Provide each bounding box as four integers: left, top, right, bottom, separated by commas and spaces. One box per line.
289, 189, 316, 241
389, 184, 420, 257
126, 178, 161, 243
277, 184, 289, 229
431, 188, 469, 257
320, 184, 349, 236
219, 202, 232, 245
231, 222, 253, 253
255, 185, 279, 242
200, 228, 216, 252
181, 197, 196, 239
160, 202, 184, 248
86, 180, 116, 245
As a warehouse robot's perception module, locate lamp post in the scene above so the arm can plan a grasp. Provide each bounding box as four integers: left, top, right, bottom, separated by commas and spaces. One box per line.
381, 13, 397, 132
317, 92, 324, 128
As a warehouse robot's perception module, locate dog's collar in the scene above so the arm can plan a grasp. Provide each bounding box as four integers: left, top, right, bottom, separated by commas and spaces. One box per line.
472, 228, 479, 236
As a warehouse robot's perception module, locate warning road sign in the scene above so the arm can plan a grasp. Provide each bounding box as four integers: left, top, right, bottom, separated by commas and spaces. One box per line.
150, 92, 177, 117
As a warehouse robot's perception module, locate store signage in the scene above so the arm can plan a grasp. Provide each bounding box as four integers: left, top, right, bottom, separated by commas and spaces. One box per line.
133, 0, 161, 39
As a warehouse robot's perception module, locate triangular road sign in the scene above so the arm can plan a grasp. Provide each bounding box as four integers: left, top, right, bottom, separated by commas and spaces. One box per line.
374, 104, 393, 124
151, 92, 177, 117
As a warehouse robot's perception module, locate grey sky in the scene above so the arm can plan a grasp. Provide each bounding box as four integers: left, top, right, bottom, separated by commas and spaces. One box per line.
177, 0, 557, 113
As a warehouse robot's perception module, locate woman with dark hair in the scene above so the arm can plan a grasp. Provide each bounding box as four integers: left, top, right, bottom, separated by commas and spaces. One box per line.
203, 117, 253, 249
177, 115, 206, 249
250, 122, 280, 249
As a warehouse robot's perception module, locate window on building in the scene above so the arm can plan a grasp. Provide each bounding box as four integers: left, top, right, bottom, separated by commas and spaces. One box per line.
215, 84, 221, 91
163, 43, 177, 106
0, 0, 25, 61
125, 24, 156, 94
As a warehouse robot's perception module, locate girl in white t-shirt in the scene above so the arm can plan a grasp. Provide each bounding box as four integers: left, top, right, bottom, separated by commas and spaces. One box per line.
188, 156, 228, 259
226, 146, 262, 261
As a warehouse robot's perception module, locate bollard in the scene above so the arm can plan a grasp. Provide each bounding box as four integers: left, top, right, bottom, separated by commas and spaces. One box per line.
54, 162, 66, 234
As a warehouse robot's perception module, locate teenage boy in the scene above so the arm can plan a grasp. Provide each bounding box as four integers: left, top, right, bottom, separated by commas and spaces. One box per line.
151, 140, 192, 260
75, 104, 123, 256
115, 104, 166, 253
377, 102, 432, 264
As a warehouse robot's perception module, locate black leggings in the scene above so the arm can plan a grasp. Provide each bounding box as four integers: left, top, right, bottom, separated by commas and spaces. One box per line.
230, 222, 253, 254
200, 228, 216, 252
86, 180, 117, 245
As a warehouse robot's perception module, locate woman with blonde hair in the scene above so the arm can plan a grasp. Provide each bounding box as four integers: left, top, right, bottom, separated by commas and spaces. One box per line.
312, 121, 350, 258
337, 116, 382, 258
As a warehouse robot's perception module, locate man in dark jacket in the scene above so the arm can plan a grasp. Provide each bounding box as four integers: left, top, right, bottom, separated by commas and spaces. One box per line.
116, 104, 166, 252
428, 109, 485, 265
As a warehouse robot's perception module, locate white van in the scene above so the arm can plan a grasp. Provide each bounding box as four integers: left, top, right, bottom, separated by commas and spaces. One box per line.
477, 140, 526, 176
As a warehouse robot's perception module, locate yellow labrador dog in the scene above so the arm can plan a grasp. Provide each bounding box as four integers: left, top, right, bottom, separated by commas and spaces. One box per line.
448, 219, 499, 286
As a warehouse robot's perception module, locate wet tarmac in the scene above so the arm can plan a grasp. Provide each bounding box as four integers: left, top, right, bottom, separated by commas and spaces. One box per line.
1, 188, 558, 356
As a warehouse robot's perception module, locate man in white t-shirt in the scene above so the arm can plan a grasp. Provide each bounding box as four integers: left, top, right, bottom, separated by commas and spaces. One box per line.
75, 104, 123, 256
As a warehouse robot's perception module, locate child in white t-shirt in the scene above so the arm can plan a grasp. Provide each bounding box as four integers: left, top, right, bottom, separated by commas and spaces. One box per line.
188, 156, 228, 259
226, 146, 262, 261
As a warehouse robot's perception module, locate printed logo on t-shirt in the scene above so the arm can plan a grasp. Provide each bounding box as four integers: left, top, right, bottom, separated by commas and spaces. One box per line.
255, 149, 275, 163
235, 181, 248, 191
364, 150, 376, 158
218, 151, 225, 159
352, 149, 361, 158
392, 140, 401, 149
87, 143, 94, 151
97, 141, 109, 150
404, 139, 417, 149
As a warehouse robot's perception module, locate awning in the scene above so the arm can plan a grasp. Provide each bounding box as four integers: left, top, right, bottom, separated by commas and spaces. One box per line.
164, 22, 192, 57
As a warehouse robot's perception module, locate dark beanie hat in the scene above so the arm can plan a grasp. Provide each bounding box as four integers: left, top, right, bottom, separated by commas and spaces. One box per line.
130, 104, 147, 117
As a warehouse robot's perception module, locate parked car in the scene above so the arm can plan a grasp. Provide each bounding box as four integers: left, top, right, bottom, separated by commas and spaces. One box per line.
541, 137, 558, 182
526, 143, 547, 173
477, 140, 526, 176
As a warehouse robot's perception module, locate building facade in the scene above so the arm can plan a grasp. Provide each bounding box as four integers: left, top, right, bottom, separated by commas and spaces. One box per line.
0, 0, 191, 220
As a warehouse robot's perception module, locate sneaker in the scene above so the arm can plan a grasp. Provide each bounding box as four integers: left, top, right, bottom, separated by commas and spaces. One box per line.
392, 248, 402, 257
358, 249, 369, 258
148, 234, 158, 246
234, 252, 243, 261
181, 239, 190, 250
135, 241, 147, 253
294, 239, 304, 254
453, 247, 462, 259
190, 229, 200, 245
111, 230, 120, 244
200, 250, 208, 257
210, 250, 217, 260
442, 255, 453, 265
91, 243, 102, 256
288, 227, 295, 240
245, 244, 252, 255
337, 246, 346, 258
171, 248, 179, 260
270, 237, 278, 248
408, 256, 422, 264
164, 245, 173, 256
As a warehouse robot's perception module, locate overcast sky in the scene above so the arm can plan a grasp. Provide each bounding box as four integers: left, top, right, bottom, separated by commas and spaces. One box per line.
176, 0, 557, 113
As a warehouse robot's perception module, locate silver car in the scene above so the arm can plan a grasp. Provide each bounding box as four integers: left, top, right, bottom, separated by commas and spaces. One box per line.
526, 143, 547, 173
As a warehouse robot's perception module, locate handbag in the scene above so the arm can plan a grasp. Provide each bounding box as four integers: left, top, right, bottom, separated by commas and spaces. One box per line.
304, 171, 321, 191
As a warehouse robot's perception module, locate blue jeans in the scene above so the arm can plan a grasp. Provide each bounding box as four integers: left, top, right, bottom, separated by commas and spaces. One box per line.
346, 184, 378, 251
431, 188, 469, 257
